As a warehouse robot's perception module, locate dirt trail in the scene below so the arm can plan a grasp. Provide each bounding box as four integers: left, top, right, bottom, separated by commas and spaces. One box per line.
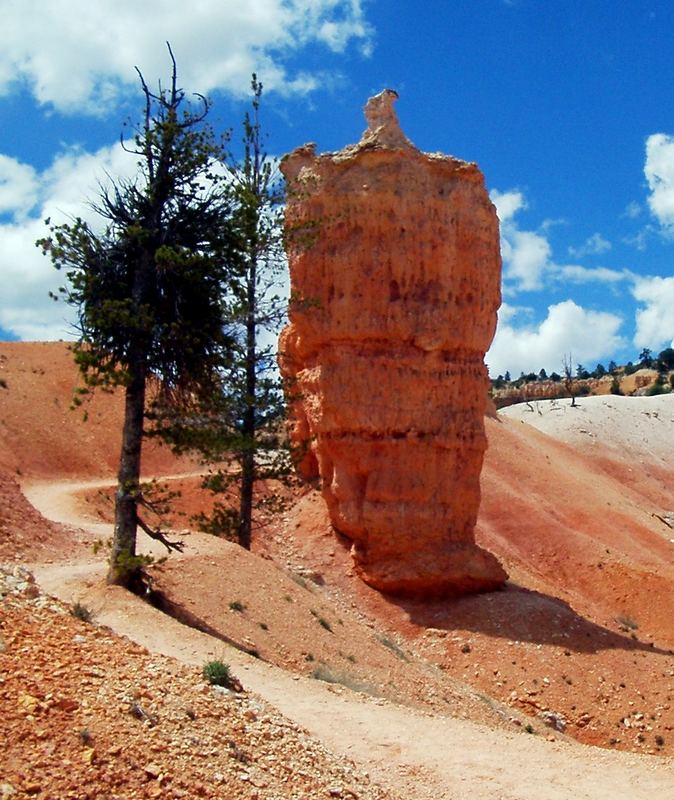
26, 476, 674, 800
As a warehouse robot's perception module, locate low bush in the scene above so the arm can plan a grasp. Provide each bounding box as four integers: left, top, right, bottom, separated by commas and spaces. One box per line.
70, 602, 93, 623
202, 660, 233, 687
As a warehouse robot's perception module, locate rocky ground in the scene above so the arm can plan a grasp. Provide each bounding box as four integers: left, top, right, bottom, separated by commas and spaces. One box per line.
2, 341, 674, 798
0, 566, 395, 800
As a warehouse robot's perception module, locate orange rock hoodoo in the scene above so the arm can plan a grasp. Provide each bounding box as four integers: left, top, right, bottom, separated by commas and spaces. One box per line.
279, 90, 507, 597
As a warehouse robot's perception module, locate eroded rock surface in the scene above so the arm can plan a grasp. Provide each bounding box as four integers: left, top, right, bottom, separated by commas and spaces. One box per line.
280, 90, 507, 596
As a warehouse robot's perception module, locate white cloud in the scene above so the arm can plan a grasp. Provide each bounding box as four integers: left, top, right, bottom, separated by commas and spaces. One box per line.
491, 189, 525, 224
0, 143, 138, 339
623, 226, 655, 251
492, 188, 632, 295
491, 189, 551, 291
504, 228, 551, 292
0, 156, 39, 220
632, 275, 674, 350
644, 133, 674, 232
0, 217, 73, 340
0, 1, 371, 113
622, 201, 642, 219
486, 299, 625, 376
568, 232, 611, 258
557, 264, 630, 284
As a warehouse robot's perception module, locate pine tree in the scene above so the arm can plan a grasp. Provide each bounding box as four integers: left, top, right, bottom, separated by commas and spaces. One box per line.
156, 76, 292, 550
38, 48, 239, 588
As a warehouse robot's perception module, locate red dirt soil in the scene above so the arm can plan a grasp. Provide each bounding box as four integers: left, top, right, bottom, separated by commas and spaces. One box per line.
2, 341, 674, 798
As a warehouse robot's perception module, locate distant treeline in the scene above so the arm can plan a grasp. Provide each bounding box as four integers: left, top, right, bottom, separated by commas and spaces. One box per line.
491, 347, 674, 390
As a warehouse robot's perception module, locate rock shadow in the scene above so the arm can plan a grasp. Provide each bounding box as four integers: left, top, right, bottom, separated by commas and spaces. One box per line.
394, 582, 674, 657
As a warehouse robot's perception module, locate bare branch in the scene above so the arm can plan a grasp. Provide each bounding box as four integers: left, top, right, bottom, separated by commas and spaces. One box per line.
136, 515, 184, 553
652, 512, 674, 530
167, 41, 177, 100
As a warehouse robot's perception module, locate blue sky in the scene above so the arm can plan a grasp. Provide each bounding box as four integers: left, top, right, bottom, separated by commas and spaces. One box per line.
2, 0, 674, 376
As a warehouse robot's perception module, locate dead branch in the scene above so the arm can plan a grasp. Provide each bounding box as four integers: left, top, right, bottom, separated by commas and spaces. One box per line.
137, 516, 185, 553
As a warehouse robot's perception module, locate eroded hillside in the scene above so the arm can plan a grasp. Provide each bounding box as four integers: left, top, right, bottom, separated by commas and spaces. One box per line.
2, 341, 674, 798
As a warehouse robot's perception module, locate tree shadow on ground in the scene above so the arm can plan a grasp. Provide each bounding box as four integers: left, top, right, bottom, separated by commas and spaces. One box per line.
393, 582, 674, 657
146, 584, 265, 661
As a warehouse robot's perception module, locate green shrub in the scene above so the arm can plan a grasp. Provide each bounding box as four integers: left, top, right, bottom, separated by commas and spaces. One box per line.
70, 602, 93, 623
610, 376, 623, 395
78, 728, 93, 745
310, 664, 375, 695
377, 634, 409, 661
290, 573, 310, 590
229, 600, 246, 612
647, 379, 669, 396
202, 660, 233, 687
309, 608, 333, 632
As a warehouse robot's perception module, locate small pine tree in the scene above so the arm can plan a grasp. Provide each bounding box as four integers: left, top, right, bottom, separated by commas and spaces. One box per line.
639, 348, 653, 368
155, 76, 295, 550
657, 347, 674, 372
610, 375, 623, 395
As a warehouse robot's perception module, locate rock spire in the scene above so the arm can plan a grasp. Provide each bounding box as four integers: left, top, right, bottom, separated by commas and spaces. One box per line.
279, 91, 507, 596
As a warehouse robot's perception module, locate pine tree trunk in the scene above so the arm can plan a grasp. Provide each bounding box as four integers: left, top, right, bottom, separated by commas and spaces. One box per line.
107, 350, 147, 586
238, 267, 257, 550
239, 448, 254, 550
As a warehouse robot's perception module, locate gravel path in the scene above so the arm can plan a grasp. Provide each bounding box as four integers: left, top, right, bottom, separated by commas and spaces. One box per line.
24, 475, 674, 800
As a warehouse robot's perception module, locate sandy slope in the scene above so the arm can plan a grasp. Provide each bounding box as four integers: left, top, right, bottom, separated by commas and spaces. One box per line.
500, 394, 674, 463
3, 342, 674, 797
23, 474, 674, 799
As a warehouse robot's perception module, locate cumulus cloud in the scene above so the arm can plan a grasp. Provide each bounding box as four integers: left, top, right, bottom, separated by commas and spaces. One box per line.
486, 300, 625, 377
490, 189, 525, 224
632, 275, 674, 350
0, 0, 372, 113
644, 133, 674, 232
0, 156, 39, 220
491, 189, 627, 294
556, 264, 630, 284
568, 232, 611, 258
0, 143, 138, 339
622, 201, 642, 220
491, 189, 551, 292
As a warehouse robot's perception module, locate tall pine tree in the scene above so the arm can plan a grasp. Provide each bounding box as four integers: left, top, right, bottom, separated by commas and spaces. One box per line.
38, 47, 239, 588
156, 76, 292, 549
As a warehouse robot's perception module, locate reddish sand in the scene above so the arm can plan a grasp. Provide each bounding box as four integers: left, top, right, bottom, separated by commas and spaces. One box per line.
2, 342, 674, 799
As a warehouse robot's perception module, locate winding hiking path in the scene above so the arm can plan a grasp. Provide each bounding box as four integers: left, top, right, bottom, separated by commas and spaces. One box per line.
24, 475, 674, 800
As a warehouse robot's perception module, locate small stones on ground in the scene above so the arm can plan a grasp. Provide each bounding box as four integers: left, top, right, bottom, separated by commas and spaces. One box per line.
0, 569, 394, 800
144, 763, 162, 779
541, 711, 567, 732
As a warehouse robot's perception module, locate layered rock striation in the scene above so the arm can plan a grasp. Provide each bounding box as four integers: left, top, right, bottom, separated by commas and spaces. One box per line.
279, 90, 507, 596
